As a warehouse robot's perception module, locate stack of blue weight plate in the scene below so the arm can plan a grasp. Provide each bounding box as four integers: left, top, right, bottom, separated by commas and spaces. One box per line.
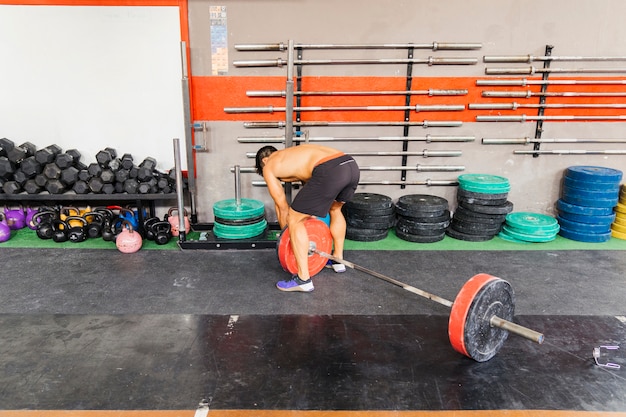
556, 166, 622, 243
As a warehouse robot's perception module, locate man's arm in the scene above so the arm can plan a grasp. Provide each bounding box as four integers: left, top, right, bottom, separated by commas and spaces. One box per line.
263, 170, 289, 228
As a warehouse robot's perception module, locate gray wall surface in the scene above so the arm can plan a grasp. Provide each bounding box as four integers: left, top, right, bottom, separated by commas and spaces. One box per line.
188, 0, 626, 223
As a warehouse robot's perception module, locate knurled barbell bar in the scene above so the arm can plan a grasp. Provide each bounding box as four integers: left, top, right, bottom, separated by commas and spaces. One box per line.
276, 218, 544, 362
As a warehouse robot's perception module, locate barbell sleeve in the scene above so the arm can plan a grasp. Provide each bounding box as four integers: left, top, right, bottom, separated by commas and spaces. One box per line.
246, 89, 469, 97
484, 55, 626, 63
477, 115, 626, 122
235, 42, 482, 51
237, 135, 475, 143
482, 90, 626, 98
477, 78, 626, 86
514, 149, 626, 155
243, 120, 463, 128
470, 102, 626, 110
225, 104, 465, 113
490, 316, 544, 344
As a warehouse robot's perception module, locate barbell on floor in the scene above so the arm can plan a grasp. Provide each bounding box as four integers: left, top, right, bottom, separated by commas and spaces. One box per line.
276, 218, 544, 362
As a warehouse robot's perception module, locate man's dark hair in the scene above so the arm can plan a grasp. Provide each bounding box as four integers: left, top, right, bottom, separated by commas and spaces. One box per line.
255, 145, 277, 175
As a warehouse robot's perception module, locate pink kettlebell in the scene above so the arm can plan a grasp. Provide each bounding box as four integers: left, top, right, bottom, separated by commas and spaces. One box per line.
115, 220, 143, 254
166, 207, 190, 237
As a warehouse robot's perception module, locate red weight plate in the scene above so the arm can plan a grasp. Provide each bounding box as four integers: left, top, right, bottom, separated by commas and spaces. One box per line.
277, 217, 333, 277
448, 273, 499, 360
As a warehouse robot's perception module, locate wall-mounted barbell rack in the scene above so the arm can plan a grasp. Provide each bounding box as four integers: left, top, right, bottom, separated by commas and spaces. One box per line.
230, 39, 482, 191
477, 44, 626, 157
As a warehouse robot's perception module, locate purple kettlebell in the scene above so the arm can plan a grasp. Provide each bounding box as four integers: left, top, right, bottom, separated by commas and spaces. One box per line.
0, 213, 11, 242
4, 206, 26, 230
26, 206, 39, 230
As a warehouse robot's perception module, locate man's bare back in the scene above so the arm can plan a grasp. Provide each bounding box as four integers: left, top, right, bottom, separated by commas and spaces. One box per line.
262, 144, 344, 183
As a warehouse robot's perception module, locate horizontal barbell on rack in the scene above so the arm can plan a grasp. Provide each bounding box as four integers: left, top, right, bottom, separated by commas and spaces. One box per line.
485, 66, 626, 75
243, 121, 463, 128
276, 218, 544, 362
482, 137, 626, 145
245, 150, 462, 158
231, 164, 465, 174
477, 115, 626, 122
235, 42, 483, 51
251, 179, 460, 187
470, 102, 626, 110
246, 89, 469, 97
484, 54, 626, 63
225, 104, 465, 114
234, 57, 478, 68
514, 149, 626, 155
482, 90, 626, 98
237, 135, 475, 143
476, 78, 626, 86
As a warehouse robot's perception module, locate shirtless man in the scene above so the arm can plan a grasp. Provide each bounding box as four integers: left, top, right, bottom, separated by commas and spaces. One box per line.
255, 144, 360, 292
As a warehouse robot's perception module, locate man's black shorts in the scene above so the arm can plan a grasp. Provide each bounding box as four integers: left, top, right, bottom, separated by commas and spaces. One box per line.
291, 154, 360, 217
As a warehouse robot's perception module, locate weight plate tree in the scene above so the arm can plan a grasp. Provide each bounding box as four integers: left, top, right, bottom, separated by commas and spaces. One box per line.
276, 218, 544, 362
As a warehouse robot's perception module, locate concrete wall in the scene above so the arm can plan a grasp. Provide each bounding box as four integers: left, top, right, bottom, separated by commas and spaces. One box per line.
187, 0, 626, 223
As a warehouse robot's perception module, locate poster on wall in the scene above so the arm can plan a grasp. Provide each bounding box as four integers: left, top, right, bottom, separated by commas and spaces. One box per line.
210, 5, 228, 76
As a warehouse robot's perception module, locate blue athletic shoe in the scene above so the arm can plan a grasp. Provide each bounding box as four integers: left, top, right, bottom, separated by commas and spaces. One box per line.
276, 275, 314, 292
325, 259, 346, 273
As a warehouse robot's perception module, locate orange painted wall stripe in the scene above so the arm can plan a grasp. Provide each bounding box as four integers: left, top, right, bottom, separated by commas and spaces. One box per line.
0, 1, 179, 5
1, 410, 625, 417
193, 76, 626, 123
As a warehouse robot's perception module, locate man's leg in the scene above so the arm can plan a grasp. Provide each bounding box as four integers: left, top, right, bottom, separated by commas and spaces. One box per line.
327, 201, 347, 272
276, 208, 314, 292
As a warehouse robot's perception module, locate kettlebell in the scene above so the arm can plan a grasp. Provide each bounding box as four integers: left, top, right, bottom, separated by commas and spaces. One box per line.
166, 207, 190, 237
31, 210, 58, 240
101, 215, 118, 242
25, 206, 39, 230
115, 220, 143, 253
52, 219, 69, 243
66, 216, 88, 243
60, 206, 82, 228
0, 213, 12, 242
143, 217, 161, 240
151, 221, 172, 245
4, 205, 27, 230
83, 211, 105, 239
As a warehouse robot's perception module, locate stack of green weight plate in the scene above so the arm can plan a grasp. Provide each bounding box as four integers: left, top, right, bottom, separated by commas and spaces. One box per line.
448, 174, 513, 242
499, 212, 560, 243
212, 198, 267, 239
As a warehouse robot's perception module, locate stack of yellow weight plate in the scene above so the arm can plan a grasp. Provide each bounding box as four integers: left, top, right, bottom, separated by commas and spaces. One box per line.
611, 185, 626, 240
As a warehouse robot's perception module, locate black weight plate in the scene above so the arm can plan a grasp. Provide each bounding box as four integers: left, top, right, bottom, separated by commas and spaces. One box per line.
459, 200, 514, 215
345, 210, 396, 222
563, 175, 621, 191
347, 216, 396, 230
556, 198, 614, 216
457, 195, 509, 207
557, 210, 615, 225
557, 216, 611, 234
453, 207, 506, 225
345, 193, 394, 211
214, 214, 266, 226
457, 188, 509, 206
395, 206, 446, 219
396, 216, 450, 230
396, 194, 449, 213
396, 209, 450, 224
343, 205, 395, 217
346, 226, 388, 242
450, 219, 502, 235
395, 220, 448, 236
446, 227, 495, 242
394, 228, 446, 243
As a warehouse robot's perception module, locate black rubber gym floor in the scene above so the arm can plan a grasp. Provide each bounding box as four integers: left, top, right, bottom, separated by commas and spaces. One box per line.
0, 247, 625, 413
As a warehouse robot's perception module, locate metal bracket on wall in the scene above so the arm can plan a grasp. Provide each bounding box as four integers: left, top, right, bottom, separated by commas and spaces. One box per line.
532, 44, 554, 157
192, 121, 210, 152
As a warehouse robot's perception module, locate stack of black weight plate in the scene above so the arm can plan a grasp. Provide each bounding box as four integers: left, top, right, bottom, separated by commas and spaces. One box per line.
394, 194, 450, 243
343, 193, 395, 241
447, 174, 514, 242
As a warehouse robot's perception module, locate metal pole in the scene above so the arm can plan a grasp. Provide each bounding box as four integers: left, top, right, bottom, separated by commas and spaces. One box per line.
476, 78, 626, 86
243, 120, 463, 128
514, 149, 626, 155
482, 90, 626, 98
483, 137, 626, 144
233, 164, 464, 173
234, 165, 241, 206
173, 138, 186, 243
470, 102, 626, 110
225, 104, 465, 113
235, 41, 482, 51
234, 57, 478, 67
237, 135, 475, 143
251, 179, 460, 187
484, 54, 626, 63
315, 249, 544, 344
485, 66, 626, 75
477, 115, 626, 122
246, 89, 468, 97
245, 150, 462, 158
284, 40, 295, 204
180, 42, 197, 223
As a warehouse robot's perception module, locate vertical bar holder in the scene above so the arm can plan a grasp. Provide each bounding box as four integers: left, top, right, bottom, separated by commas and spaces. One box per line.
400, 46, 415, 189
295, 47, 303, 142
173, 138, 186, 244
284, 40, 295, 203
180, 41, 197, 224
532, 45, 554, 158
